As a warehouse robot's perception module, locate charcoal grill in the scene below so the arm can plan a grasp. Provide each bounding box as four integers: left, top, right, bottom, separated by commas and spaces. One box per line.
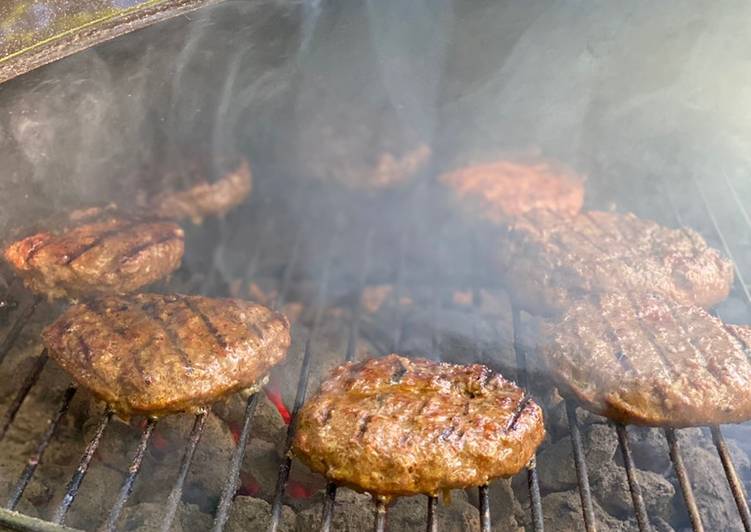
0, 171, 750, 532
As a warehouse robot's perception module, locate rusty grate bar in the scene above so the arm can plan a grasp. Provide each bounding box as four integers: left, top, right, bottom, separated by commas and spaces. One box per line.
6, 385, 77, 511
102, 418, 157, 531
320, 482, 337, 532
0, 295, 41, 366
615, 424, 651, 532
160, 411, 208, 532
478, 485, 490, 531
426, 495, 438, 532
511, 307, 544, 531
665, 429, 704, 532
51, 410, 112, 525
710, 426, 751, 531
0, 348, 49, 442
211, 392, 260, 532
374, 499, 387, 532
668, 176, 751, 529
565, 401, 597, 532
267, 221, 340, 532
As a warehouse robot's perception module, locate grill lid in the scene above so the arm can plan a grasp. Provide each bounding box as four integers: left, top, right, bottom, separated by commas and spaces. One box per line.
0, 0, 217, 84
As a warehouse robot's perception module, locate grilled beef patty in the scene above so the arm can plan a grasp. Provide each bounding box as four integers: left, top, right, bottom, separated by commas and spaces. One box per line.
292, 354, 544, 499
42, 293, 291, 416
496, 210, 733, 315
147, 159, 252, 223
440, 160, 584, 224
4, 212, 184, 300
540, 291, 751, 427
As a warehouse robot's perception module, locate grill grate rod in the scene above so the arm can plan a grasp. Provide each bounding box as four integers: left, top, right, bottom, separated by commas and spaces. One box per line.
0, 295, 40, 367
320, 482, 337, 532
661, 176, 751, 527
0, 349, 49, 442
374, 499, 387, 532
565, 401, 597, 532
102, 418, 157, 532
52, 410, 112, 524
211, 393, 261, 532
321, 227, 374, 531
6, 385, 77, 511
269, 229, 338, 532
665, 429, 704, 532
426, 496, 438, 532
478, 485, 491, 532
212, 220, 306, 532
710, 426, 751, 532
160, 411, 208, 532
615, 424, 651, 532
511, 307, 544, 532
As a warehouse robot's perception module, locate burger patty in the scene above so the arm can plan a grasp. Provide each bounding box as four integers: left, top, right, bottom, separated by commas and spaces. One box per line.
496, 210, 733, 315
439, 160, 584, 224
292, 354, 544, 499
540, 291, 751, 427
42, 293, 291, 416
4, 213, 184, 300
147, 159, 253, 223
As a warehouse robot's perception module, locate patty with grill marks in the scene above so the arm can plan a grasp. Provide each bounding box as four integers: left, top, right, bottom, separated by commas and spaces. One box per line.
440, 160, 585, 224
292, 354, 544, 499
540, 291, 751, 427
42, 293, 291, 416
3, 211, 184, 300
496, 210, 733, 316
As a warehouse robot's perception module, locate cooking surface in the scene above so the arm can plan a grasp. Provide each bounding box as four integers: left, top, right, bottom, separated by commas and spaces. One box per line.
3, 1, 751, 531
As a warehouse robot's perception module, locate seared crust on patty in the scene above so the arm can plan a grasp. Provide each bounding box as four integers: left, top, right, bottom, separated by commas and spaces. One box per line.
440, 160, 584, 224
496, 210, 733, 316
292, 354, 544, 499
540, 291, 751, 427
4, 213, 184, 300
43, 293, 291, 417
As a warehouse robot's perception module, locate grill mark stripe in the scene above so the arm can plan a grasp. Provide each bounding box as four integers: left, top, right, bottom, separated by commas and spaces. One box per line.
722, 326, 751, 365
664, 305, 723, 387
118, 233, 180, 265
506, 395, 531, 432
596, 297, 636, 373
62, 221, 140, 265
182, 298, 228, 351
139, 301, 194, 371
620, 290, 679, 382
357, 414, 372, 439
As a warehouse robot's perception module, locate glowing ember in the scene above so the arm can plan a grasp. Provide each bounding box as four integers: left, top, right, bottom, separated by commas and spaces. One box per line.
264, 383, 291, 425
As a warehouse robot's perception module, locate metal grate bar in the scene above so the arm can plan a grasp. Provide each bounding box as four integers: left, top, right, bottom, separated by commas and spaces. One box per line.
320, 482, 337, 532
615, 424, 651, 532
319, 227, 374, 531
478, 485, 490, 532
213, 219, 308, 532
426, 495, 438, 532
102, 418, 157, 532
710, 426, 751, 531
160, 411, 208, 532
268, 227, 339, 532
665, 429, 704, 532
374, 499, 387, 532
526, 459, 544, 532
0, 349, 49, 442
211, 393, 261, 532
52, 410, 112, 524
565, 401, 597, 532
511, 307, 545, 531
268, 337, 314, 532
6, 385, 77, 511
0, 295, 40, 367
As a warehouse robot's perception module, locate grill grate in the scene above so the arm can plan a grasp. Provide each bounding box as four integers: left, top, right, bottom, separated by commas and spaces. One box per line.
0, 178, 750, 532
